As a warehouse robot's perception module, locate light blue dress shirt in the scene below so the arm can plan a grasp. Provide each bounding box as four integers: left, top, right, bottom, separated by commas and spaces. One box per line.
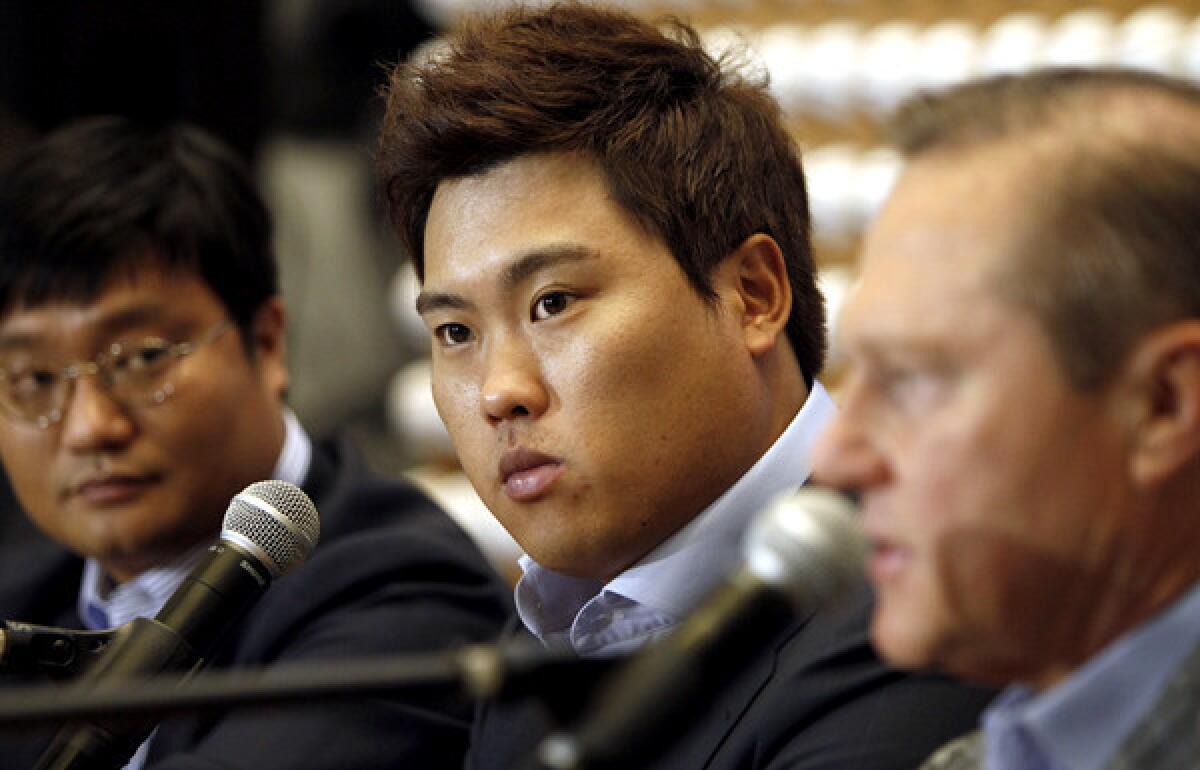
515, 381, 837, 658
983, 579, 1200, 770
76, 408, 311, 770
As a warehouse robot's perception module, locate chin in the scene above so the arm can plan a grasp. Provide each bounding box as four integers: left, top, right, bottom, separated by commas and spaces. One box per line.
534, 553, 608, 580
527, 541, 622, 581
870, 611, 943, 672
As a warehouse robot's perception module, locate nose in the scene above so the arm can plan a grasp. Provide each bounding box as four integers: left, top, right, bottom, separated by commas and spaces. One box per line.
810, 409, 890, 492
59, 375, 137, 451
480, 336, 549, 424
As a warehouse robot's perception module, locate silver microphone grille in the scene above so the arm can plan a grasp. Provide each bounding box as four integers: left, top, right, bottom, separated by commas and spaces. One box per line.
221, 480, 320, 578
744, 486, 865, 609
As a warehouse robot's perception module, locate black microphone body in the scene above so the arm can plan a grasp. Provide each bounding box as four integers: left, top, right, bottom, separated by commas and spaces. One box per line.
33, 481, 318, 770
35, 543, 275, 770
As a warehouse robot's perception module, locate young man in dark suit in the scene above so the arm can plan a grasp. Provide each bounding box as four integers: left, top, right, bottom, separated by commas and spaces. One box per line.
0, 116, 510, 769
377, 5, 993, 768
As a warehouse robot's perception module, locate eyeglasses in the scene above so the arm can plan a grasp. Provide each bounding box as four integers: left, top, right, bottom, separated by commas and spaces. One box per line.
0, 319, 232, 429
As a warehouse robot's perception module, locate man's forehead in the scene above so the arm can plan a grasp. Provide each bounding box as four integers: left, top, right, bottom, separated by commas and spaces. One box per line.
426, 152, 606, 231
842, 202, 1023, 354
0, 277, 204, 343
417, 242, 598, 316
859, 151, 1036, 281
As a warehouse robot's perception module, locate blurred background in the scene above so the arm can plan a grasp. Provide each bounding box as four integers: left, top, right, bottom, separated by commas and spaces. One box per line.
3, 0, 1199, 579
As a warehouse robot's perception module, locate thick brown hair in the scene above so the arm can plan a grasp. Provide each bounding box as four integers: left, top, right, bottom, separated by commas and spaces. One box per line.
378, 2, 825, 382
892, 68, 1200, 389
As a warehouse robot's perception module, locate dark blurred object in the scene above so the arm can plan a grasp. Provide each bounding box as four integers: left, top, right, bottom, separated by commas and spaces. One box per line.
268, 0, 436, 137
0, 106, 34, 172
0, 471, 36, 549
0, 0, 264, 162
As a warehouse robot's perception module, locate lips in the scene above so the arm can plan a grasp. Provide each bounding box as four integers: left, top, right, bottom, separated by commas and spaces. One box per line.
859, 507, 913, 585
498, 447, 564, 502
864, 528, 914, 586
71, 473, 158, 506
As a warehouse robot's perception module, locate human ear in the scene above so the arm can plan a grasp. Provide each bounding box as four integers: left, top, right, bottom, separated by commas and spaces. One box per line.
716, 233, 792, 357
1122, 321, 1200, 486
250, 296, 290, 399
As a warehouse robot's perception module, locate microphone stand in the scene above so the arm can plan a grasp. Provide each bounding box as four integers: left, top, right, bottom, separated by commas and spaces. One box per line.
0, 641, 607, 730
1, 622, 119, 680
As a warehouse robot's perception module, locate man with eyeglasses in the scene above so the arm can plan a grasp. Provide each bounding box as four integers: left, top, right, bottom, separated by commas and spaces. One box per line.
0, 117, 510, 769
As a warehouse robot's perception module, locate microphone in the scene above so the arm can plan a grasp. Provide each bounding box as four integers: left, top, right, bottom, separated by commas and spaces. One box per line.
33, 480, 320, 770
537, 486, 865, 770
0, 622, 117, 679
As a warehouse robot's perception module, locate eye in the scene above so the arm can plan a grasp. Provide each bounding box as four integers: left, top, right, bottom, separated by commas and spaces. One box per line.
6, 367, 58, 399
872, 362, 951, 413
532, 291, 575, 321
130, 340, 172, 371
111, 338, 172, 375
434, 323, 473, 347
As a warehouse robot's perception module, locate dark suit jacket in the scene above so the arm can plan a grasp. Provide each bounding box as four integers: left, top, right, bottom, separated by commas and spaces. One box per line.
0, 436, 513, 769
468, 580, 994, 770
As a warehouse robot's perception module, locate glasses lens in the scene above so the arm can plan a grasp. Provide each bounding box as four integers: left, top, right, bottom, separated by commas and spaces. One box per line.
108, 338, 177, 404
1, 367, 65, 422
0, 321, 226, 426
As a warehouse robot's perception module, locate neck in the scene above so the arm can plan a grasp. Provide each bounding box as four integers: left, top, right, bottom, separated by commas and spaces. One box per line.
761, 346, 810, 445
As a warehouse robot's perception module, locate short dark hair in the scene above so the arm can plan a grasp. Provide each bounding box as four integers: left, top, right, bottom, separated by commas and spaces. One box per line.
378, 2, 825, 383
0, 116, 277, 337
892, 68, 1200, 389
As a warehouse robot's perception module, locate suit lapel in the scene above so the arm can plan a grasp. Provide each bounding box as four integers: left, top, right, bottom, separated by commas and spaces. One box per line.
663, 611, 808, 769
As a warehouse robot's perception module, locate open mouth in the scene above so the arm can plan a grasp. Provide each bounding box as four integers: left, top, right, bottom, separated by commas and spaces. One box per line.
867, 537, 912, 584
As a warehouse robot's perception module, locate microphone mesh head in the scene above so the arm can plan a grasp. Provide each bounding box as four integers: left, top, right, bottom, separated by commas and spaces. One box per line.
744, 486, 865, 609
222, 480, 320, 577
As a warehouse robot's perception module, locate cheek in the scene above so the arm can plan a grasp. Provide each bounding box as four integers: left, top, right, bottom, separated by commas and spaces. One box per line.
165, 377, 251, 450
885, 414, 1010, 616
900, 420, 1102, 669
431, 373, 486, 458
547, 305, 731, 428
157, 366, 279, 483
553, 342, 699, 492
897, 386, 1030, 526
545, 317, 651, 389
0, 437, 56, 524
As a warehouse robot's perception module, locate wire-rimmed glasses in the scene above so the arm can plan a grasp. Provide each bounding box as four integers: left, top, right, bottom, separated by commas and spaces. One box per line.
0, 319, 232, 429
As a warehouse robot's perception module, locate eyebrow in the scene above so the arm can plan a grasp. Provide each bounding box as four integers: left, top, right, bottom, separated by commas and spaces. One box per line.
415, 243, 596, 316
0, 304, 178, 351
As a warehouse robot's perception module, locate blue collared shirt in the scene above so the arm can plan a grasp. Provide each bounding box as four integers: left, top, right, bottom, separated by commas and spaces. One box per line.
515, 381, 837, 658
983, 579, 1200, 770
76, 408, 311, 770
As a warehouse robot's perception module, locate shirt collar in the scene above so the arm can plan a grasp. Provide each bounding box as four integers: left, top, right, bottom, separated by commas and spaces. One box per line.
515, 381, 836, 648
78, 408, 312, 628
77, 544, 211, 630
274, 407, 312, 488
984, 579, 1200, 770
